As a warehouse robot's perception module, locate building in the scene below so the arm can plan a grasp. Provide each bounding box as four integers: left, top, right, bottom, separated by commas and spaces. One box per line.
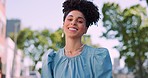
0, 0, 40, 77
0, 0, 6, 77
5, 37, 23, 78
5, 19, 22, 78
6, 19, 21, 37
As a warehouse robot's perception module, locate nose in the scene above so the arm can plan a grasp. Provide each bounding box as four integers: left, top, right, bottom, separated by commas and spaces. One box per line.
71, 20, 77, 26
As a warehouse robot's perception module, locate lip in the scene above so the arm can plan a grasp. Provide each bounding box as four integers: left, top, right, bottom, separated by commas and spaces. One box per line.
68, 27, 78, 31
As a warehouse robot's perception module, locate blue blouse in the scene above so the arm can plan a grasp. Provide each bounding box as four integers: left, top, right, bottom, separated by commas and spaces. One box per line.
41, 45, 112, 78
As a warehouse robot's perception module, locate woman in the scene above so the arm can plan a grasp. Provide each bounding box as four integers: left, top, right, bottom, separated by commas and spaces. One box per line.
42, 0, 112, 78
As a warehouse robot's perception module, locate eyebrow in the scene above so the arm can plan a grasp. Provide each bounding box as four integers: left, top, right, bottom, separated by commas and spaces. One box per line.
67, 15, 85, 20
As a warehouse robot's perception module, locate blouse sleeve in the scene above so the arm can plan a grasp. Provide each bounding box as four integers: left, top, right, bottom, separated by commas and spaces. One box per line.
41, 49, 56, 78
92, 48, 112, 78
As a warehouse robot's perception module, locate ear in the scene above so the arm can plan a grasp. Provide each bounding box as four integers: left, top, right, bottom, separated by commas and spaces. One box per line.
62, 22, 65, 28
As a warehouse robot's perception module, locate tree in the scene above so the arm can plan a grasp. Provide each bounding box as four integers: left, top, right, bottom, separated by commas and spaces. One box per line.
82, 35, 99, 47
10, 28, 53, 73
102, 3, 148, 78
50, 28, 65, 51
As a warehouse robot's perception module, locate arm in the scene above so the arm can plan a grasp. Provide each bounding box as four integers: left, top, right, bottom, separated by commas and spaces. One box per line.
41, 50, 55, 78
93, 48, 112, 78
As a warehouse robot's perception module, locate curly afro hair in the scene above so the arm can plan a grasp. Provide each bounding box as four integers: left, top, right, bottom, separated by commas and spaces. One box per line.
62, 0, 100, 27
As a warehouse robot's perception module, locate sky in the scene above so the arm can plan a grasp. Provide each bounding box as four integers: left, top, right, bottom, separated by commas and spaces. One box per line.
6, 0, 147, 67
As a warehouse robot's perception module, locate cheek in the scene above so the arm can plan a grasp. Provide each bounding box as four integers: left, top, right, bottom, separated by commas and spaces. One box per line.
80, 26, 85, 30
63, 21, 69, 27
79, 26, 87, 33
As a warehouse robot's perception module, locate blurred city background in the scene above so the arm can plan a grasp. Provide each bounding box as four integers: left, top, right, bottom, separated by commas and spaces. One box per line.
0, 0, 148, 78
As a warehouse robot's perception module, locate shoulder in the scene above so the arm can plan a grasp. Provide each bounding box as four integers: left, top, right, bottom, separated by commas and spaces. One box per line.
94, 48, 110, 61
85, 45, 109, 56
86, 46, 112, 77
42, 49, 56, 64
95, 48, 110, 56
84, 45, 111, 64
85, 45, 112, 64
44, 48, 64, 58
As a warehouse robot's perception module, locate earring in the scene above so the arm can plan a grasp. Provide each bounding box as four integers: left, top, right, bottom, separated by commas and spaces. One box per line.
62, 33, 64, 38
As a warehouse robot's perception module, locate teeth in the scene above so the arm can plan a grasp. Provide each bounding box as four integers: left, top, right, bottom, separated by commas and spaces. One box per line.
69, 28, 77, 30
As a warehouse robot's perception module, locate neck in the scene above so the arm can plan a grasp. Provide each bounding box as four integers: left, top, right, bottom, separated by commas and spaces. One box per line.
65, 36, 83, 52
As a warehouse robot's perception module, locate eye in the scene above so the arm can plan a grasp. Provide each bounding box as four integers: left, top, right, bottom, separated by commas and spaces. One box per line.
78, 19, 84, 23
68, 18, 73, 21
66, 17, 73, 21
78, 21, 83, 23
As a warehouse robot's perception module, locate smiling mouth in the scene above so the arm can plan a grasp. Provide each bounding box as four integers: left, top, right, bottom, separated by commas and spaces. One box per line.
68, 27, 78, 31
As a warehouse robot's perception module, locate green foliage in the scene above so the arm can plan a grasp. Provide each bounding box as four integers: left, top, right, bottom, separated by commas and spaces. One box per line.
102, 3, 148, 78
50, 28, 65, 51
82, 35, 91, 45
10, 28, 66, 73
82, 35, 99, 47
16, 28, 52, 71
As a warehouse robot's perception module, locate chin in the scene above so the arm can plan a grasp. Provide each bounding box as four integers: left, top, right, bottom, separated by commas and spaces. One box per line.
67, 35, 82, 39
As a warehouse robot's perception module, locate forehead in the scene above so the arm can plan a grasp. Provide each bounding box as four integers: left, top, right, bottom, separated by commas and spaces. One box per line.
66, 10, 85, 19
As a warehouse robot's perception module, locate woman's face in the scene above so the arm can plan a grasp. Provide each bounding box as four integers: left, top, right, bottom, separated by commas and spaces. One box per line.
63, 10, 88, 38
